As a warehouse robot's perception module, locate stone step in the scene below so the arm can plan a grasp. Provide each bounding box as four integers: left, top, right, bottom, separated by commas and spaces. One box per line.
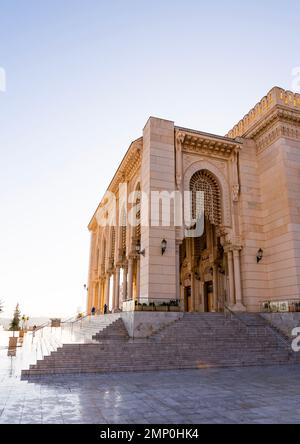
21, 313, 299, 377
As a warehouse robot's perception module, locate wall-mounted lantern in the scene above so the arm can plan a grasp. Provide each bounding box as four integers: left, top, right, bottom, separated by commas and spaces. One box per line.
136, 240, 145, 257
161, 239, 167, 256
257, 249, 264, 263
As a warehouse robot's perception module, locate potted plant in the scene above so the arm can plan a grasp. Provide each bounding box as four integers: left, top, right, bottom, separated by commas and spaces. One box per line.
169, 300, 180, 312
134, 301, 143, 312
149, 302, 156, 312
295, 302, 300, 313
9, 304, 21, 348
142, 303, 151, 312
159, 302, 169, 312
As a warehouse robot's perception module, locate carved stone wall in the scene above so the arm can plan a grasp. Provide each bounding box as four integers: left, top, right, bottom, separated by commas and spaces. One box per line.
190, 170, 222, 226
183, 159, 232, 227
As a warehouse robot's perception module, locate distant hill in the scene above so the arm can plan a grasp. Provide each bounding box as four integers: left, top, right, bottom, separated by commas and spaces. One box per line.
0, 317, 50, 330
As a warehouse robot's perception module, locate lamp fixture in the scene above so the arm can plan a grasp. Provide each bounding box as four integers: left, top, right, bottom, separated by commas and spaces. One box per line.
136, 240, 145, 257
257, 248, 263, 263
161, 239, 167, 256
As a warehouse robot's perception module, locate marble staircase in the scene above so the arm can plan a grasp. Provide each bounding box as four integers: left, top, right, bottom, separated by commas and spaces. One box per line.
21, 313, 300, 377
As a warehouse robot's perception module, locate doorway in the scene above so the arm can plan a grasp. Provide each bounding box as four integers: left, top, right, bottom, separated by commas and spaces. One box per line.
184, 286, 192, 312
204, 281, 213, 312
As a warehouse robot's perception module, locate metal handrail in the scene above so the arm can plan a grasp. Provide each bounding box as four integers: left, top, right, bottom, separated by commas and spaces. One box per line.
61, 316, 78, 324
224, 305, 292, 352
224, 305, 249, 331
34, 321, 51, 333
31, 311, 89, 335
68, 313, 92, 325
258, 313, 293, 351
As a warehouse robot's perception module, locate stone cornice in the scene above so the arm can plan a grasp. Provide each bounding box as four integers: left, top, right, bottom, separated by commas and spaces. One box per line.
88, 137, 143, 230
175, 127, 241, 159
109, 139, 142, 194
255, 116, 300, 154
227, 87, 300, 139
239, 106, 300, 154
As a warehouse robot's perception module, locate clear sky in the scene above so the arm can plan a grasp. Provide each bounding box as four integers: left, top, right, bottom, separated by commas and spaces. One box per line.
0, 0, 299, 318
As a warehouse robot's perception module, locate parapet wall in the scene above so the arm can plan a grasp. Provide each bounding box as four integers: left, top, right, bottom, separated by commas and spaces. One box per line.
227, 87, 300, 139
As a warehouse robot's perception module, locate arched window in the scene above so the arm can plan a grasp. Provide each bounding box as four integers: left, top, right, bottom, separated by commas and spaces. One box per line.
190, 170, 222, 226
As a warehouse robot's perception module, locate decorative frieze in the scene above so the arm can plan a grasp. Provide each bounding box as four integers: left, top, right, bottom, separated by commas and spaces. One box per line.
232, 184, 240, 202
110, 139, 143, 194
227, 87, 300, 153
176, 127, 241, 159
227, 87, 300, 139
255, 119, 300, 153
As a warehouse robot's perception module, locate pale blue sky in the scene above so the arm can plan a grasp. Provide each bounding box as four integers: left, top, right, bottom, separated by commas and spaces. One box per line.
0, 0, 299, 318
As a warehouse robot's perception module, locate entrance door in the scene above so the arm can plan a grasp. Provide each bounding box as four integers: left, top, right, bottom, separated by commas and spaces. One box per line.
204, 281, 213, 312
184, 286, 192, 312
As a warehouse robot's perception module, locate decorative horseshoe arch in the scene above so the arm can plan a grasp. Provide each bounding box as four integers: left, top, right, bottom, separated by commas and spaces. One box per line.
183, 160, 232, 227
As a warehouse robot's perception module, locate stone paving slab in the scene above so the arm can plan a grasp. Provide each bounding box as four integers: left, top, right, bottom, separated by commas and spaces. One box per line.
0, 362, 300, 424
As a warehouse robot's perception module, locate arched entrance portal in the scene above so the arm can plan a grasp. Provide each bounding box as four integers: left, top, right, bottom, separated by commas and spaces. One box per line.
180, 170, 228, 313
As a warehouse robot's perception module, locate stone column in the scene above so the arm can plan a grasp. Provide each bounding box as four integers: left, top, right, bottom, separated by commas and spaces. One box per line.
113, 266, 121, 311
96, 283, 101, 314
127, 258, 134, 301
200, 282, 205, 312
194, 278, 200, 312
175, 242, 181, 302
227, 251, 235, 306
105, 275, 110, 308
136, 259, 140, 302
100, 279, 105, 313
212, 266, 218, 312
233, 249, 246, 311
93, 283, 98, 310
122, 264, 128, 301
191, 275, 196, 312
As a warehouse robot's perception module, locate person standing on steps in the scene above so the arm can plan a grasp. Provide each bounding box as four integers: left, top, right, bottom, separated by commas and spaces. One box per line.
104, 304, 108, 315
91, 307, 96, 316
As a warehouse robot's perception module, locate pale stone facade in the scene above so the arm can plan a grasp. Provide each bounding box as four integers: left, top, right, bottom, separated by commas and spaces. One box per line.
87, 87, 300, 314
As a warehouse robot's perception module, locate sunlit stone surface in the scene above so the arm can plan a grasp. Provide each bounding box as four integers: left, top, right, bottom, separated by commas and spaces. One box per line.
1, 332, 300, 424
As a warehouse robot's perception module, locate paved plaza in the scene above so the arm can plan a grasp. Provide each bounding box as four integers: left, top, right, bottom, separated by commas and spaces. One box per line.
1, 332, 300, 424
1, 358, 300, 424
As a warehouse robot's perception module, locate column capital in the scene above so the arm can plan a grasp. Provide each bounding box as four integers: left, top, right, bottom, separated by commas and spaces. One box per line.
232, 245, 243, 253
224, 244, 243, 254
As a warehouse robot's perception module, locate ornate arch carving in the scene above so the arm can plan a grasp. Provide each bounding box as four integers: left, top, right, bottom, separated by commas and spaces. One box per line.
190, 170, 222, 226
183, 160, 231, 227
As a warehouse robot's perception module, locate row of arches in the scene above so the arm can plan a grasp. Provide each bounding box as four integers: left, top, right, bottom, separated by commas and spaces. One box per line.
88, 184, 141, 314
88, 165, 243, 314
